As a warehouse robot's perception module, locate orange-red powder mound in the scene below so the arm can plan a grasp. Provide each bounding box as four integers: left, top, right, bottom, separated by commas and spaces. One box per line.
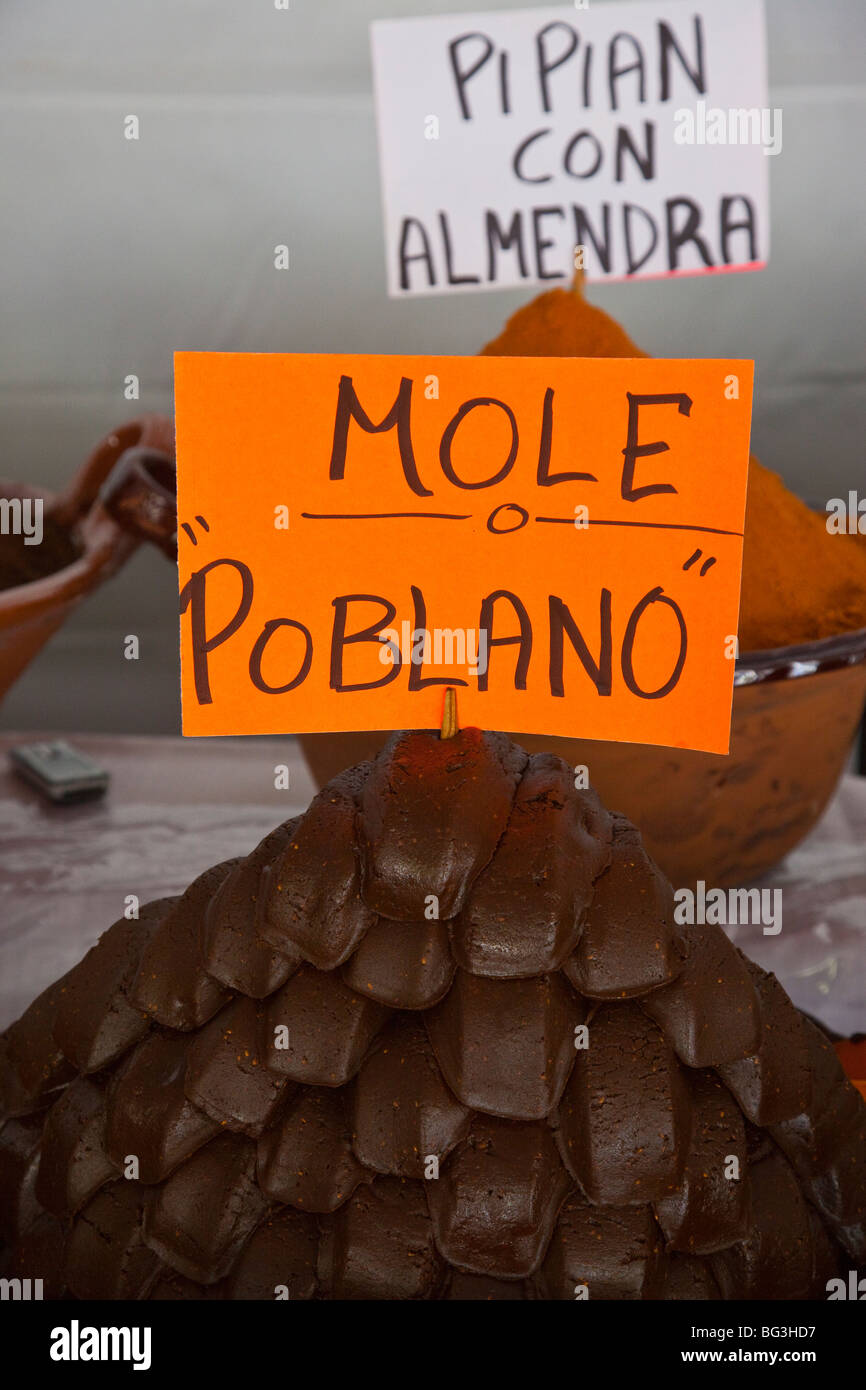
482, 278, 866, 653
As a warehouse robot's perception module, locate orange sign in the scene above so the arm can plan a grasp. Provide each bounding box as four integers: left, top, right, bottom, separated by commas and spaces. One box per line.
174, 352, 752, 752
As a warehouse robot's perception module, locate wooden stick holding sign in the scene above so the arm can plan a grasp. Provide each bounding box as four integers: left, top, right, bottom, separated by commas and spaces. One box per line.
174, 351, 752, 753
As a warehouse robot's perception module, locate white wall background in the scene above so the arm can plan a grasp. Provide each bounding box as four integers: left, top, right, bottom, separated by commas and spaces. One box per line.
1, 0, 864, 732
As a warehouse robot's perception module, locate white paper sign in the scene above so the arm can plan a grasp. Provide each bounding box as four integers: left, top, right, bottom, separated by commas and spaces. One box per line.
371, 0, 772, 296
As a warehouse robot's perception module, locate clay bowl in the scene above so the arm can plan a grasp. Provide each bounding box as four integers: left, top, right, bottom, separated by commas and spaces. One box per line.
0, 417, 176, 704
298, 628, 866, 887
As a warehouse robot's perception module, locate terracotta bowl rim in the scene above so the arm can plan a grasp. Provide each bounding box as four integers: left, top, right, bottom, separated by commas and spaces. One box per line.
735, 625, 866, 686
